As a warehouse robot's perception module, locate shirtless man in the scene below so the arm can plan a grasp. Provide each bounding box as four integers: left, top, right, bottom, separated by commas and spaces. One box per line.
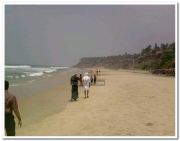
82, 72, 91, 98
5, 80, 22, 136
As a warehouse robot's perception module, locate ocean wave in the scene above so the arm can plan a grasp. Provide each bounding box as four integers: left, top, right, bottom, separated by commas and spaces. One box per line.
21, 74, 26, 78
15, 76, 20, 78
6, 65, 69, 79
29, 72, 44, 77
50, 66, 69, 69
5, 65, 32, 69
10, 84, 21, 87
10, 83, 28, 87
44, 69, 56, 73
7, 75, 14, 78
6, 65, 68, 70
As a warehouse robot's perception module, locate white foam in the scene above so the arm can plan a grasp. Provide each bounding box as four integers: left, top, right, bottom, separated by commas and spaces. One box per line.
21, 74, 26, 78
7, 75, 13, 78
6, 65, 68, 79
15, 76, 19, 78
44, 69, 56, 73
5, 65, 31, 69
28, 80, 35, 83
29, 72, 44, 77
50, 66, 69, 69
10, 84, 21, 87
10, 83, 27, 87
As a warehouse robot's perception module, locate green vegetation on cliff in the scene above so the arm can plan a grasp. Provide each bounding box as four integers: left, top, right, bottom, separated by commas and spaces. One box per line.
75, 42, 175, 75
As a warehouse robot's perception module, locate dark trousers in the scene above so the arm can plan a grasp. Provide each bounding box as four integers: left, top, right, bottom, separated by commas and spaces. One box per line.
71, 85, 78, 100
5, 112, 15, 136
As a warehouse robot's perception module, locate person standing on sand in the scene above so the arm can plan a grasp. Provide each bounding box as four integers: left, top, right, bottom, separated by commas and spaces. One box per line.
79, 74, 83, 86
70, 74, 80, 101
82, 72, 91, 98
93, 73, 97, 85
90, 75, 93, 85
5, 80, 22, 136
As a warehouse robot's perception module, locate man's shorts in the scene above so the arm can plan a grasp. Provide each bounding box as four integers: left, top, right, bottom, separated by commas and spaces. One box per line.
5, 112, 15, 136
83, 86, 89, 91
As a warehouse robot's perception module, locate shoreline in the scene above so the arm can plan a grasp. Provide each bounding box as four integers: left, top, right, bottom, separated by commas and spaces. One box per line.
10, 67, 82, 99
13, 68, 175, 136
10, 68, 83, 128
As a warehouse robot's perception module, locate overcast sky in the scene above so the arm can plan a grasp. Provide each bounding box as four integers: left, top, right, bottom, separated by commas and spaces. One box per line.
5, 5, 175, 67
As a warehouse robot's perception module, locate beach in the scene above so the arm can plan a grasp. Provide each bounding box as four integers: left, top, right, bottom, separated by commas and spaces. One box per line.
12, 68, 175, 136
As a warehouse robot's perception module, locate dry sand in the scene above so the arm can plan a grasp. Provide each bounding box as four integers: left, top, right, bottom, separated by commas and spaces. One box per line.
15, 68, 175, 136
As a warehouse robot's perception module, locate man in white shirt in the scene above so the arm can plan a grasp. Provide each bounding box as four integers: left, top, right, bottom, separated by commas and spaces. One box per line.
82, 72, 91, 98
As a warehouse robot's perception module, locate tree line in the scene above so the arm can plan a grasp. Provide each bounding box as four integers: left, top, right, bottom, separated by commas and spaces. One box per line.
75, 42, 175, 75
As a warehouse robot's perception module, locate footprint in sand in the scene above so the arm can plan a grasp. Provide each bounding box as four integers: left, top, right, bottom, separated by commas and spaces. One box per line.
145, 122, 154, 126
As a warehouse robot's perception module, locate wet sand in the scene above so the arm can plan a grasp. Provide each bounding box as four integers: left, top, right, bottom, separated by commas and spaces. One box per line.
14, 68, 175, 136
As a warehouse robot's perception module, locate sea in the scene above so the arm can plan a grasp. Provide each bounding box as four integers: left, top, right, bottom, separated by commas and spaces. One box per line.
5, 65, 74, 126
5, 65, 69, 87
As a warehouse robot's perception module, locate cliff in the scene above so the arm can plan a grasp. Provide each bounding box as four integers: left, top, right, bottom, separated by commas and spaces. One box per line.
75, 42, 175, 76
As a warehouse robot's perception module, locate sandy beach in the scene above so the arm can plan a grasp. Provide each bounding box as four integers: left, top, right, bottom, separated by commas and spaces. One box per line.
13, 68, 175, 136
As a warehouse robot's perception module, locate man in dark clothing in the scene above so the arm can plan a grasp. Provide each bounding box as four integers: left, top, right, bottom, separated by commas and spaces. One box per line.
70, 74, 80, 101
5, 80, 22, 136
91, 75, 93, 85
93, 74, 97, 85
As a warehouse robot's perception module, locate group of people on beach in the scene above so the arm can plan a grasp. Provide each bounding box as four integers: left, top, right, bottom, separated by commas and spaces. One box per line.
4, 69, 100, 136
70, 69, 99, 101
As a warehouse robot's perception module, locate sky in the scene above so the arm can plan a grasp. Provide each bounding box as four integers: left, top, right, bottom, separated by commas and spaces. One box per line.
5, 5, 175, 67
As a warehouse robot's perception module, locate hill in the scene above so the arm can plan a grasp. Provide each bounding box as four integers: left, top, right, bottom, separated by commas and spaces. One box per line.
75, 42, 175, 76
